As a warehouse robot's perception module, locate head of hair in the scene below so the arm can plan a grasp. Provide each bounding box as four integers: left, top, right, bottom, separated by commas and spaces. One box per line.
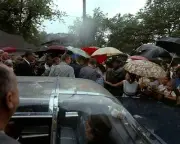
0, 65, 14, 108
88, 58, 97, 66
128, 73, 136, 83
105, 60, 113, 68
61, 54, 70, 62
24, 51, 33, 58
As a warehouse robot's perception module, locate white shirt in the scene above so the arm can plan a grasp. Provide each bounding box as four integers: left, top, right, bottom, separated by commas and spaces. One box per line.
158, 84, 166, 92
23, 58, 30, 65
123, 80, 138, 97
164, 90, 176, 97
45, 63, 51, 70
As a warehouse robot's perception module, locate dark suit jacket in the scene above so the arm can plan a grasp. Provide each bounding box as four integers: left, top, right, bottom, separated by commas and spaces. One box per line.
79, 66, 100, 81
0, 132, 20, 144
15, 60, 35, 76
70, 63, 82, 78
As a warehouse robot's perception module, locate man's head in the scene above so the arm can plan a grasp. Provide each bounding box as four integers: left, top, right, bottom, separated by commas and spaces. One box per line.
112, 58, 123, 69
45, 55, 53, 66
61, 54, 71, 64
0, 64, 19, 124
24, 51, 35, 62
77, 57, 86, 66
88, 58, 97, 68
53, 57, 60, 65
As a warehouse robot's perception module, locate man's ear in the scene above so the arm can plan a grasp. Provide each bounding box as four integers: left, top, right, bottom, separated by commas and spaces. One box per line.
6, 92, 14, 109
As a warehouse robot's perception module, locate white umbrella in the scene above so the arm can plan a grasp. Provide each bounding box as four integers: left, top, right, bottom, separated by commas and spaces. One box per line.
91, 47, 123, 56
66, 46, 90, 58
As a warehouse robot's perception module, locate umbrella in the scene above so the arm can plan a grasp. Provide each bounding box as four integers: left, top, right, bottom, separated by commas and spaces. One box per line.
91, 47, 123, 56
130, 56, 148, 60
47, 45, 66, 55
81, 47, 99, 55
66, 46, 90, 58
48, 45, 65, 50
1, 47, 16, 53
132, 44, 171, 60
156, 37, 180, 55
124, 60, 166, 78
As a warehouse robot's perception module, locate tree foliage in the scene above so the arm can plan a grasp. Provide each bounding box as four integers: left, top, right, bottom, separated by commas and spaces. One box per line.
0, 0, 65, 45
69, 8, 109, 47
69, 0, 180, 53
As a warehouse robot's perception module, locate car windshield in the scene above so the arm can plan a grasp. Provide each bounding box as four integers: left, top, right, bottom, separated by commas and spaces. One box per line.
56, 94, 155, 144
15, 77, 158, 144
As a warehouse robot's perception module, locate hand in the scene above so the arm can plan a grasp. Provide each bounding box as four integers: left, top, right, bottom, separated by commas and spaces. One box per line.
105, 81, 112, 85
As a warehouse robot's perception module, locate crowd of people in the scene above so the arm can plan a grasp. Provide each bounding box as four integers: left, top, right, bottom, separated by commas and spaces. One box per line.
0, 50, 180, 106
0, 49, 180, 144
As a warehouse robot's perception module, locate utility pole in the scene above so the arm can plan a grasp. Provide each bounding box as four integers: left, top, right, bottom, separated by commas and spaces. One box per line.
82, 0, 86, 46
83, 0, 86, 22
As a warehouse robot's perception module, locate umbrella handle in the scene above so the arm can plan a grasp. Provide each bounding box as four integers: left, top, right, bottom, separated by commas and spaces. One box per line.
169, 53, 175, 69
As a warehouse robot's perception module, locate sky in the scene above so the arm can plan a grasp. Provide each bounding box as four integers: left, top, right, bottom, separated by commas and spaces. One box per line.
43, 0, 147, 33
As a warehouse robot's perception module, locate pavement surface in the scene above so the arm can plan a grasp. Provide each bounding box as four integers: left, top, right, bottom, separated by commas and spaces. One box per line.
120, 98, 180, 144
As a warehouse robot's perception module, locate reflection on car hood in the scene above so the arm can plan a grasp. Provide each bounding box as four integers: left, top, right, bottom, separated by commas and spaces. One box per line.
17, 77, 111, 97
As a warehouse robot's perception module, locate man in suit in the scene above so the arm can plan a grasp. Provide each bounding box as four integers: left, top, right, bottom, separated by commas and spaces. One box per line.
37, 55, 53, 76
15, 52, 35, 76
0, 64, 20, 144
79, 58, 100, 82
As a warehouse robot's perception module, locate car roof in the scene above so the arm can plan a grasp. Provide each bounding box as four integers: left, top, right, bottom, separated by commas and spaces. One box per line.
17, 77, 112, 97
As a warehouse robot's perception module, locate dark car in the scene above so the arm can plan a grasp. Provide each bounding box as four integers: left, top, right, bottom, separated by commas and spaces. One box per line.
6, 77, 166, 144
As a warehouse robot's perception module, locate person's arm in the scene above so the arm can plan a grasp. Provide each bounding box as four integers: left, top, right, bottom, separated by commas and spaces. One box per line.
105, 80, 124, 87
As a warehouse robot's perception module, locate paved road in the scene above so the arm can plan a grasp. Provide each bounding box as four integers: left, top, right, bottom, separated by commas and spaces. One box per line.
120, 98, 180, 144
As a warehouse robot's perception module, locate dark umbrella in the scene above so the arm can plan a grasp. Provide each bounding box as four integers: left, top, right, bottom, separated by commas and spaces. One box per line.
132, 44, 172, 60
156, 37, 180, 55
47, 45, 66, 55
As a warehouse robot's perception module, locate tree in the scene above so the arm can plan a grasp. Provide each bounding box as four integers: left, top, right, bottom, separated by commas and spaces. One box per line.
139, 0, 180, 38
107, 13, 151, 53
0, 0, 66, 45
69, 8, 109, 47
107, 0, 180, 53
69, 0, 180, 53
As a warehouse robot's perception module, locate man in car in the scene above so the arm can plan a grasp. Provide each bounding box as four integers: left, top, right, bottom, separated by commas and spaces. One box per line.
85, 114, 112, 144
0, 64, 20, 144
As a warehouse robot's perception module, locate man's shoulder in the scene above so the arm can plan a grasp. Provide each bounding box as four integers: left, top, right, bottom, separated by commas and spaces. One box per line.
80, 66, 88, 70
0, 133, 20, 144
67, 65, 74, 70
58, 64, 74, 71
